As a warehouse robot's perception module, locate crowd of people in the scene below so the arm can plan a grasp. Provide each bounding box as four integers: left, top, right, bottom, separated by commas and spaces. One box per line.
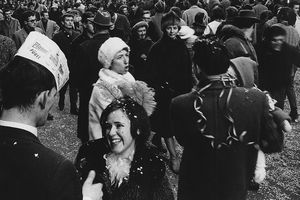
1, 0, 300, 199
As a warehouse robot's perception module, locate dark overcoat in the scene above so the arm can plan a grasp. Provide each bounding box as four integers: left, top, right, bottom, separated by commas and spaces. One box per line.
0, 126, 82, 200
170, 82, 282, 200
146, 34, 193, 137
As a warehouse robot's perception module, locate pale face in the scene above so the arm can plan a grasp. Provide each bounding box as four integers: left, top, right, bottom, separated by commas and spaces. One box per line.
270, 35, 285, 51
104, 109, 135, 158
85, 20, 94, 34
137, 26, 147, 40
62, 16, 74, 29
25, 15, 37, 29
165, 25, 179, 39
110, 49, 130, 75
142, 13, 151, 23
42, 12, 49, 21
4, 11, 12, 20
293, 5, 299, 15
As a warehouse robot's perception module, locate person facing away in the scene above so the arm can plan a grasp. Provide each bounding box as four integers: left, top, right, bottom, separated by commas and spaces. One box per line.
76, 10, 112, 143
0, 31, 102, 200
76, 96, 174, 200
170, 36, 284, 200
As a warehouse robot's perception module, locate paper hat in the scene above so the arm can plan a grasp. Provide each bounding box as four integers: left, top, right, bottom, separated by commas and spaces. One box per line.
16, 31, 69, 91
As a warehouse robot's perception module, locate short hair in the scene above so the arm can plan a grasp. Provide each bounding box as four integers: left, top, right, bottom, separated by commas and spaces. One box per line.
277, 7, 296, 25
263, 25, 286, 42
226, 6, 238, 19
289, 1, 300, 9
81, 11, 94, 24
211, 5, 226, 20
0, 56, 56, 110
22, 10, 36, 22
193, 36, 231, 76
100, 96, 151, 148
189, 0, 198, 6
60, 12, 74, 22
170, 6, 182, 18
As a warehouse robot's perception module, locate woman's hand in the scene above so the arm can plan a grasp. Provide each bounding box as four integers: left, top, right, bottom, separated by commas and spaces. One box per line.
82, 170, 103, 200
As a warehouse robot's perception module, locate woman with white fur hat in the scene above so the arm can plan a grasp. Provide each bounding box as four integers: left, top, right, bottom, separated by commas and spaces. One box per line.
88, 37, 155, 140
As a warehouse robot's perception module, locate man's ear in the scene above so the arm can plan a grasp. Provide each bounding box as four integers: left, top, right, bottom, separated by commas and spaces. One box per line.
36, 90, 48, 110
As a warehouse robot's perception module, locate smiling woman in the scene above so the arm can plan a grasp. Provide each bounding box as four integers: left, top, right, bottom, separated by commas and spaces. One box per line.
76, 97, 174, 200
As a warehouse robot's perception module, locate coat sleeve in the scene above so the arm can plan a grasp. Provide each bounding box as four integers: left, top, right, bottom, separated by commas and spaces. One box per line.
259, 94, 284, 153
48, 159, 82, 200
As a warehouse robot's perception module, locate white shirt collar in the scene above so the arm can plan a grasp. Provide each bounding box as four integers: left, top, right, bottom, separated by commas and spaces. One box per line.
0, 120, 38, 137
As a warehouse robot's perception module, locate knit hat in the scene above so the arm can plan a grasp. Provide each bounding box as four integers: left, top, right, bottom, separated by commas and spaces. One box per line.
98, 37, 130, 69
155, 0, 165, 13
161, 11, 181, 31
132, 21, 149, 32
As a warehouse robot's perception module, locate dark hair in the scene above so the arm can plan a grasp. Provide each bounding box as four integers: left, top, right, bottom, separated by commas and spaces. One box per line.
82, 11, 95, 24
263, 25, 286, 42
289, 1, 300, 9
277, 7, 295, 24
193, 36, 230, 75
100, 96, 151, 148
170, 6, 182, 18
211, 5, 225, 20
0, 56, 56, 110
189, 0, 198, 6
226, 6, 238, 19
22, 10, 35, 22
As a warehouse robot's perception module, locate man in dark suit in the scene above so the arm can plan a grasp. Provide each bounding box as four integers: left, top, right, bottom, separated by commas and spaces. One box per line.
0, 32, 103, 200
12, 10, 44, 49
76, 11, 112, 143
53, 12, 80, 114
36, 10, 60, 39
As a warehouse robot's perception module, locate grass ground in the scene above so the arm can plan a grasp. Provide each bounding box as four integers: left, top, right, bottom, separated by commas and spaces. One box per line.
38, 72, 300, 200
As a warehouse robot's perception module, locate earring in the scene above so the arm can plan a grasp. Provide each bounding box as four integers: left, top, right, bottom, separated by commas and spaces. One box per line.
137, 129, 140, 135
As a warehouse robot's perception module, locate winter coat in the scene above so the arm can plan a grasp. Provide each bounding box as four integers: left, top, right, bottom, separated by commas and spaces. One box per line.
170, 81, 283, 200
75, 139, 174, 200
76, 32, 110, 142
219, 24, 259, 84
129, 37, 154, 81
89, 69, 136, 140
256, 42, 300, 91
146, 34, 193, 137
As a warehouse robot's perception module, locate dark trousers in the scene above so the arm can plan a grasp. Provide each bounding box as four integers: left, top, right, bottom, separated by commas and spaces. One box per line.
286, 66, 298, 118
270, 86, 287, 110
59, 80, 78, 111
77, 86, 93, 143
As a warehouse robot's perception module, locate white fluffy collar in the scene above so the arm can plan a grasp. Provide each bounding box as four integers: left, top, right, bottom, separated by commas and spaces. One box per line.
98, 68, 135, 84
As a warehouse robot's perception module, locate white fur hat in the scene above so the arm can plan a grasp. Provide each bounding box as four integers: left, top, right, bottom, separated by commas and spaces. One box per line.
98, 37, 130, 69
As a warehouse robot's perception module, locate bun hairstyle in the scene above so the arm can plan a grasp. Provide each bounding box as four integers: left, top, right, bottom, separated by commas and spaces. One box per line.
193, 36, 231, 76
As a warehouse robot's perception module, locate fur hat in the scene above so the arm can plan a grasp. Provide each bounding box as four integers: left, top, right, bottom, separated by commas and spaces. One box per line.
161, 11, 181, 31
98, 37, 130, 69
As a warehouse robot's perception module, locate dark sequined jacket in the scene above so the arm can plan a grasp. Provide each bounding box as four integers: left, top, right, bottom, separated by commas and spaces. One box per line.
75, 139, 174, 200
